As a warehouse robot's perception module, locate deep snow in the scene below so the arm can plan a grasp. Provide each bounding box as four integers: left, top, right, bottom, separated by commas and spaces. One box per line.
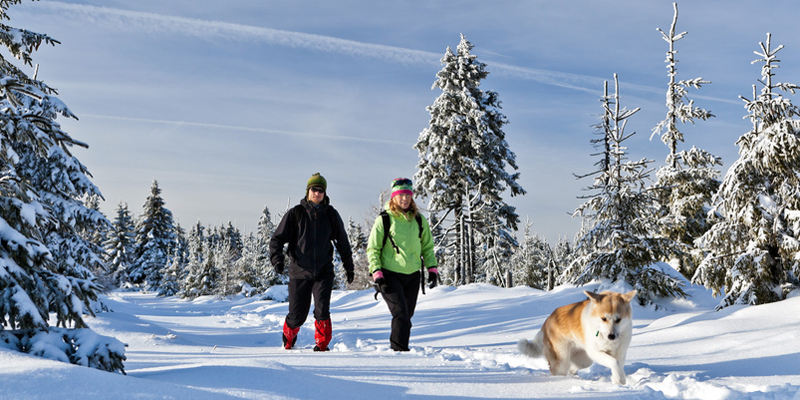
1, 279, 799, 400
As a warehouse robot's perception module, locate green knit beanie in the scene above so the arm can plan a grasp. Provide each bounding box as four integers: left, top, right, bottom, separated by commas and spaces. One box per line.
307, 172, 327, 191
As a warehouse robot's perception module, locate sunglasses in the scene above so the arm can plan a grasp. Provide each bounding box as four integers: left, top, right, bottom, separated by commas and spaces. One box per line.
310, 187, 325, 194
394, 178, 412, 186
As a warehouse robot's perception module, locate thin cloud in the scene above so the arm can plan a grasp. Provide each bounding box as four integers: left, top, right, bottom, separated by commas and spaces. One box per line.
36, 1, 737, 105
82, 114, 409, 145
37, 2, 609, 92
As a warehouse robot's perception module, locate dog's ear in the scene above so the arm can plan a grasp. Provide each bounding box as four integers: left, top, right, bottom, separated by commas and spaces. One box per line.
584, 290, 604, 303
622, 290, 638, 303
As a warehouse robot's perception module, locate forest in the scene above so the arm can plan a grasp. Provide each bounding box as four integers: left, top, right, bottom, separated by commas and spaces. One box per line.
1, 1, 799, 374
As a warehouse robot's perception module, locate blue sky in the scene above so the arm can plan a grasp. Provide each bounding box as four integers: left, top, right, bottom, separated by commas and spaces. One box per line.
10, 0, 800, 242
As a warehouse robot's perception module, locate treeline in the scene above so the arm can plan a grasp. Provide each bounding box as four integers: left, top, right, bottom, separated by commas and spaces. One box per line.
90, 180, 375, 298
88, 180, 574, 298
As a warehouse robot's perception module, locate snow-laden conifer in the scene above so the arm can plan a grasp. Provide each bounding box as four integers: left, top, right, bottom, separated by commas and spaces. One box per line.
346, 217, 371, 289
650, 3, 721, 278
0, 0, 123, 372
414, 34, 525, 285
181, 222, 214, 298
510, 218, 557, 290
695, 34, 800, 308
104, 202, 135, 287
256, 206, 280, 286
566, 75, 687, 305
213, 235, 238, 296
235, 232, 264, 296
130, 180, 176, 289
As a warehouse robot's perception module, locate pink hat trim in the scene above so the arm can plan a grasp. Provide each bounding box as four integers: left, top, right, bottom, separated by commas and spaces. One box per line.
391, 189, 413, 198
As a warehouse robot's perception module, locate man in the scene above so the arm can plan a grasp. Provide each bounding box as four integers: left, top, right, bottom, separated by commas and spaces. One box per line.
269, 173, 354, 351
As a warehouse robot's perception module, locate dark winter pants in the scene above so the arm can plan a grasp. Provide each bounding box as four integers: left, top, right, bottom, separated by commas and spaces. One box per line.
381, 270, 421, 351
285, 269, 334, 329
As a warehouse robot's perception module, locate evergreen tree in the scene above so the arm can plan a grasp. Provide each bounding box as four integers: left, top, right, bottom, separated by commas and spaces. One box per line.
81, 194, 109, 272
156, 223, 186, 297
171, 222, 188, 274
104, 202, 135, 287
695, 34, 800, 308
235, 232, 264, 295
130, 180, 176, 289
223, 220, 243, 260
182, 222, 214, 298
565, 75, 686, 305
213, 235, 238, 296
414, 34, 525, 285
650, 3, 721, 278
510, 218, 556, 290
478, 213, 518, 287
347, 217, 371, 289
552, 236, 574, 287
0, 0, 123, 372
158, 258, 182, 297
256, 205, 280, 286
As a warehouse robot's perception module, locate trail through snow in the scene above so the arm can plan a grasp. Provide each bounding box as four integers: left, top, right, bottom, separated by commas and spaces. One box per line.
2, 282, 799, 399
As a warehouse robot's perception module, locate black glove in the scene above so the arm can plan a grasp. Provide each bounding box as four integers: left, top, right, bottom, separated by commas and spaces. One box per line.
375, 277, 389, 293
274, 263, 284, 275
346, 270, 354, 284
428, 268, 439, 289
373, 270, 389, 293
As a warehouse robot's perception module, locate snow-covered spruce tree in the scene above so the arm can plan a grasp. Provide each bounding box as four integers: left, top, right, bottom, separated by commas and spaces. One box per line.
22, 138, 111, 312
256, 205, 280, 286
552, 236, 573, 285
181, 222, 213, 298
414, 34, 525, 286
346, 217, 371, 289
234, 232, 264, 296
695, 34, 800, 308
129, 180, 176, 289
213, 236, 238, 297
154, 222, 185, 297
158, 258, 182, 297
478, 204, 519, 286
0, 0, 124, 373
427, 211, 455, 285
80, 194, 108, 271
104, 202, 135, 287
510, 218, 557, 290
565, 75, 687, 305
650, 3, 721, 278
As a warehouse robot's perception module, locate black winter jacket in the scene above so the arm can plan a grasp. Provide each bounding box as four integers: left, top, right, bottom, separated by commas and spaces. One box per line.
269, 197, 354, 280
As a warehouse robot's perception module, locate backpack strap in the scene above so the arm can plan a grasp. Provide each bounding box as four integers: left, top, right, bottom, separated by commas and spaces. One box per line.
380, 211, 423, 254
379, 211, 400, 254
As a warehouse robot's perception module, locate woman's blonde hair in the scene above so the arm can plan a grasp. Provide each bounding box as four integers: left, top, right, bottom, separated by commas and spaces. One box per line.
389, 196, 418, 219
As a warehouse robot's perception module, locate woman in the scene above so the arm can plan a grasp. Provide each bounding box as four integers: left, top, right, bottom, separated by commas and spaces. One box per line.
367, 177, 438, 351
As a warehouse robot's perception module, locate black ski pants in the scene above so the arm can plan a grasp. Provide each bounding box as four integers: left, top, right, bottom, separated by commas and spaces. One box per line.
285, 269, 334, 329
381, 269, 421, 351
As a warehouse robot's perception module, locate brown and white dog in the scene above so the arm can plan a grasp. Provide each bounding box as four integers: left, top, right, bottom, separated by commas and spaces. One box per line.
518, 290, 637, 385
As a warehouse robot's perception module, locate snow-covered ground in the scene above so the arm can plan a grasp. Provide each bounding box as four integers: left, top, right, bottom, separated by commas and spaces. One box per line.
2, 279, 799, 400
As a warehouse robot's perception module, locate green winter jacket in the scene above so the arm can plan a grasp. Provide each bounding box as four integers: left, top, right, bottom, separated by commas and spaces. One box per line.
367, 203, 437, 275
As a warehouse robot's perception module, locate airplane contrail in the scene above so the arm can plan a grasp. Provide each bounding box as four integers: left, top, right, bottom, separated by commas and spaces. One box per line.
35, 1, 737, 104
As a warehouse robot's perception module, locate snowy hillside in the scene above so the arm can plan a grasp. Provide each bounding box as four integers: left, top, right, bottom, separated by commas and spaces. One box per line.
1, 281, 799, 400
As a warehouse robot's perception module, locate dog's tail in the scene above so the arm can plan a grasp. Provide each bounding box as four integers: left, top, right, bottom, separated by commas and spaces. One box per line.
517, 330, 544, 358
